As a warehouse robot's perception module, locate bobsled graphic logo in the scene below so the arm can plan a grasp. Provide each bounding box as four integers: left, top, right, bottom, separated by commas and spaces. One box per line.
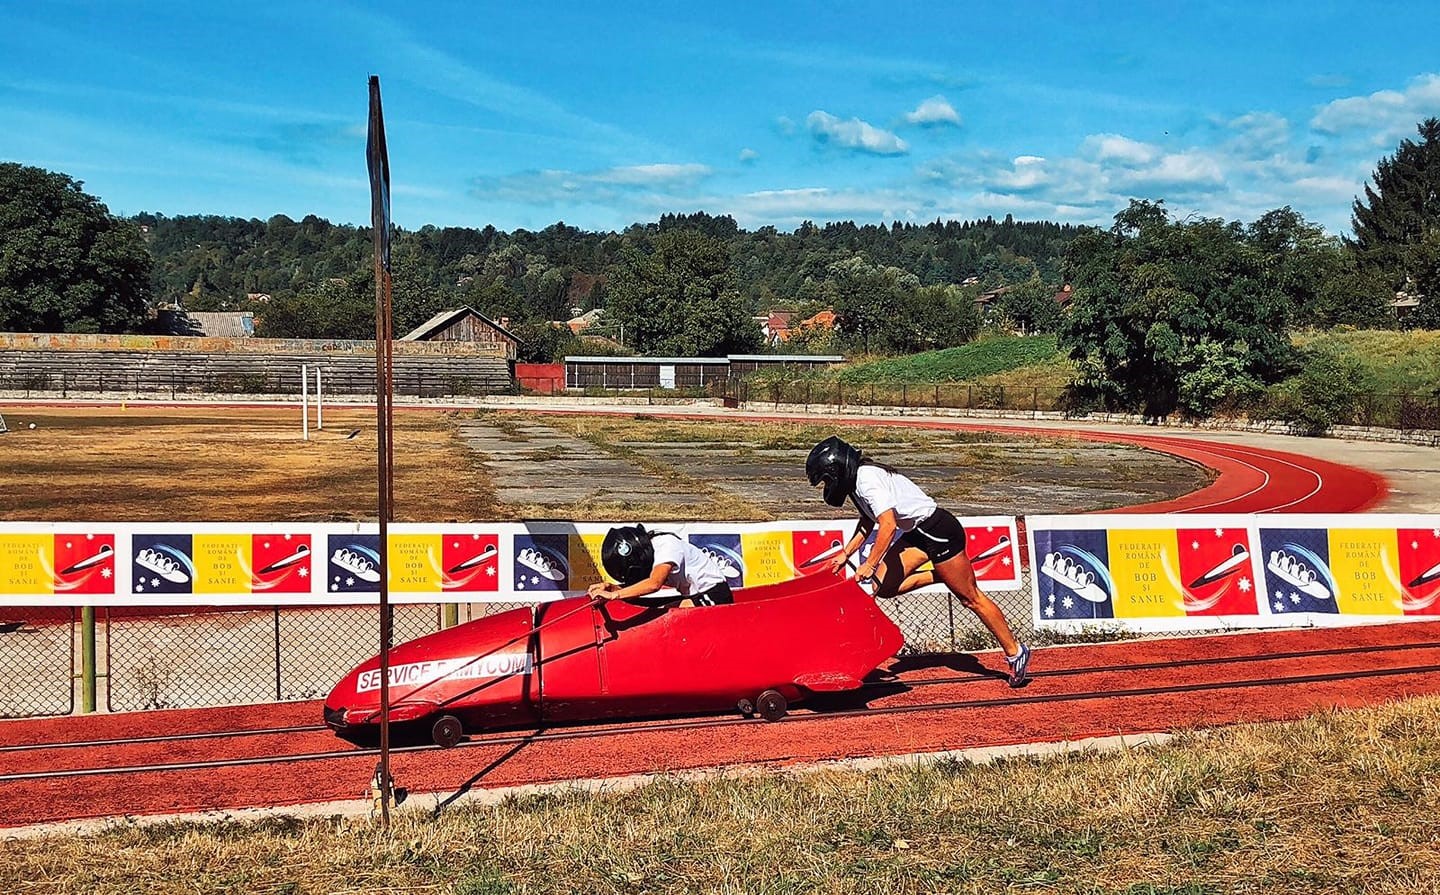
131, 534, 195, 595
1174, 528, 1260, 616
48, 535, 117, 595
328, 535, 381, 593
1399, 527, 1440, 614
0, 533, 119, 596
514, 534, 568, 592
1034, 529, 1113, 619
441, 533, 500, 592
1258, 529, 1338, 614
967, 527, 1015, 582
792, 529, 847, 576
689, 533, 743, 585
247, 536, 312, 593
357, 652, 532, 693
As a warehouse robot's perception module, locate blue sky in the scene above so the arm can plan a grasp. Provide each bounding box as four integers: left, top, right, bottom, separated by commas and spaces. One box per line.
5, 2, 1440, 236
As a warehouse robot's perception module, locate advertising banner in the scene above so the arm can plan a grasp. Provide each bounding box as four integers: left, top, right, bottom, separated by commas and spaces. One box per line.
0, 516, 1022, 606
1030, 514, 1440, 632
1255, 515, 1440, 622
1029, 515, 1263, 632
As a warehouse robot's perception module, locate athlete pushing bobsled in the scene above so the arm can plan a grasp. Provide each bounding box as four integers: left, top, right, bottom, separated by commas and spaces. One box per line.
805, 435, 1033, 687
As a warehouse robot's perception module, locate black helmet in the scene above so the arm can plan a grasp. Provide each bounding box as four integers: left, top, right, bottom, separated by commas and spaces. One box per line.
806, 435, 861, 507
601, 524, 654, 586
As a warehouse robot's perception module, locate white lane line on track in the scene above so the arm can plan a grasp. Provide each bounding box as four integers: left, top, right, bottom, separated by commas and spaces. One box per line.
1152, 439, 1324, 512
1105, 435, 1273, 513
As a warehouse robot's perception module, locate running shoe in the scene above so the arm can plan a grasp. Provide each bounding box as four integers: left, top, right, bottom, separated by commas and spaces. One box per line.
1005, 643, 1031, 688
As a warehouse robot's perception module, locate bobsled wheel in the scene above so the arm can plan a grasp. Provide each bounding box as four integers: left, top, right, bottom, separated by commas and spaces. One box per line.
431, 714, 464, 749
756, 689, 788, 722
736, 698, 755, 717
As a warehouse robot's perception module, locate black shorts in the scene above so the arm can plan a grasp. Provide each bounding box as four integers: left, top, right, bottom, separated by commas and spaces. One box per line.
898, 508, 968, 565
637, 580, 733, 607
689, 580, 734, 606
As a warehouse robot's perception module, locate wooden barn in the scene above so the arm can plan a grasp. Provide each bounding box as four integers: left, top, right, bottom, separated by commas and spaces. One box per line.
400, 307, 521, 359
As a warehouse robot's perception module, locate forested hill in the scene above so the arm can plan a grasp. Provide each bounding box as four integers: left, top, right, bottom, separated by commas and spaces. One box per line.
129, 210, 1085, 336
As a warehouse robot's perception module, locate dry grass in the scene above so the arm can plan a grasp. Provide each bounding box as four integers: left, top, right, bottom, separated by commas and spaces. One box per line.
6, 696, 1439, 893
0, 407, 499, 522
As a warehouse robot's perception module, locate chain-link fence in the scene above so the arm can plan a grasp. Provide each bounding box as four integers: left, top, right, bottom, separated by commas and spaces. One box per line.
0, 608, 75, 717
102, 603, 531, 712
0, 578, 1032, 719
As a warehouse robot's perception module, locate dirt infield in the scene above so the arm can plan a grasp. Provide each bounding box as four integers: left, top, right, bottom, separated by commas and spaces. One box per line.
0, 406, 498, 522
0, 406, 1211, 522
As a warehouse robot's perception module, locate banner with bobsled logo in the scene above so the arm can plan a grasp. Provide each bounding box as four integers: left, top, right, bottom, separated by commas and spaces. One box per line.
1255, 516, 1440, 622
0, 516, 1022, 606
1029, 514, 1440, 632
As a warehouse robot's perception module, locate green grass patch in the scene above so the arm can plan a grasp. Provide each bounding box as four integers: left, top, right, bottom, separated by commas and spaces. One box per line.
835, 335, 1063, 383
1289, 328, 1440, 395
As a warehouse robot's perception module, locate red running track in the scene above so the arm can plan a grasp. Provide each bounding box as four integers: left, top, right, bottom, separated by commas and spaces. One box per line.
520, 409, 1389, 515
3, 621, 1439, 829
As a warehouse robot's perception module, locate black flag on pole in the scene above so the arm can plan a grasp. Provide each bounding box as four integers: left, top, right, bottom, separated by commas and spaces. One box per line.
367, 75, 391, 273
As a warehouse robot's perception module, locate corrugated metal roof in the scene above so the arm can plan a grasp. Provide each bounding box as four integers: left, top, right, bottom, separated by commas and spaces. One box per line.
399, 306, 522, 343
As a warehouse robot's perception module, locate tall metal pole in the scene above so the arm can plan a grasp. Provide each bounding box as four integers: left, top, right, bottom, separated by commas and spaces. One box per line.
367, 74, 395, 826
301, 364, 309, 442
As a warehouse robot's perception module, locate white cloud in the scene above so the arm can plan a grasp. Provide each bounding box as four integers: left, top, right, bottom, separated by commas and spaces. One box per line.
589, 163, 710, 185
738, 147, 759, 162
1116, 150, 1225, 189
904, 95, 961, 127
471, 163, 711, 204
1082, 134, 1161, 166
805, 110, 910, 155
991, 156, 1051, 191
1227, 112, 1291, 159
1310, 73, 1440, 138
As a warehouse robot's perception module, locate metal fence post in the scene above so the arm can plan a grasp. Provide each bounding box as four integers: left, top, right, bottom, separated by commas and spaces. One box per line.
80, 606, 96, 713
443, 604, 459, 628
273, 608, 283, 701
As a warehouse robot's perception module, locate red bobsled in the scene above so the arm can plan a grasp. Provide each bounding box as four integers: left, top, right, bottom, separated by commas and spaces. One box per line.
324, 572, 903, 747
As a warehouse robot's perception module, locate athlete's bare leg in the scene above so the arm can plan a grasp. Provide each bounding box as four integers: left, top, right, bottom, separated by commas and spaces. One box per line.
932, 551, 1021, 656
873, 546, 931, 597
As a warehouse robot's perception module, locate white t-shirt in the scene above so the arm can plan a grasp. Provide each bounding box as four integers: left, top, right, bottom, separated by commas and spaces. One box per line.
651, 534, 730, 595
852, 464, 937, 531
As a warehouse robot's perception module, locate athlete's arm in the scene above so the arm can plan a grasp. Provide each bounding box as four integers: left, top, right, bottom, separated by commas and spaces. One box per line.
855, 509, 899, 582
596, 563, 673, 601
829, 514, 875, 574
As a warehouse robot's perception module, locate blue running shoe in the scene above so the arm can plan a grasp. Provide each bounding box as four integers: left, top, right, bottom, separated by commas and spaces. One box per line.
1006, 644, 1031, 688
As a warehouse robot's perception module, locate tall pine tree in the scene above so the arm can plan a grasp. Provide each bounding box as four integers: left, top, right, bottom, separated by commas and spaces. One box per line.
1351, 118, 1440, 327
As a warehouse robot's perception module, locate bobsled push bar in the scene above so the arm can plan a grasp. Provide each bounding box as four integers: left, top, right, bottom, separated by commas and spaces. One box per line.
353, 596, 602, 726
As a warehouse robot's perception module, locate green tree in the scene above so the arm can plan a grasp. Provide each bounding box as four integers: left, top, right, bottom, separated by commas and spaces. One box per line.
512, 321, 581, 363
995, 276, 1062, 335
256, 270, 373, 339
1352, 118, 1440, 326
825, 257, 916, 354
604, 230, 759, 356
1312, 270, 1394, 328
0, 163, 152, 332
1248, 207, 1349, 325
1061, 200, 1293, 419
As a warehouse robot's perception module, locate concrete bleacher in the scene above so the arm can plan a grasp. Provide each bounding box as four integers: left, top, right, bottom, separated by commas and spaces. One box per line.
0, 349, 513, 397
